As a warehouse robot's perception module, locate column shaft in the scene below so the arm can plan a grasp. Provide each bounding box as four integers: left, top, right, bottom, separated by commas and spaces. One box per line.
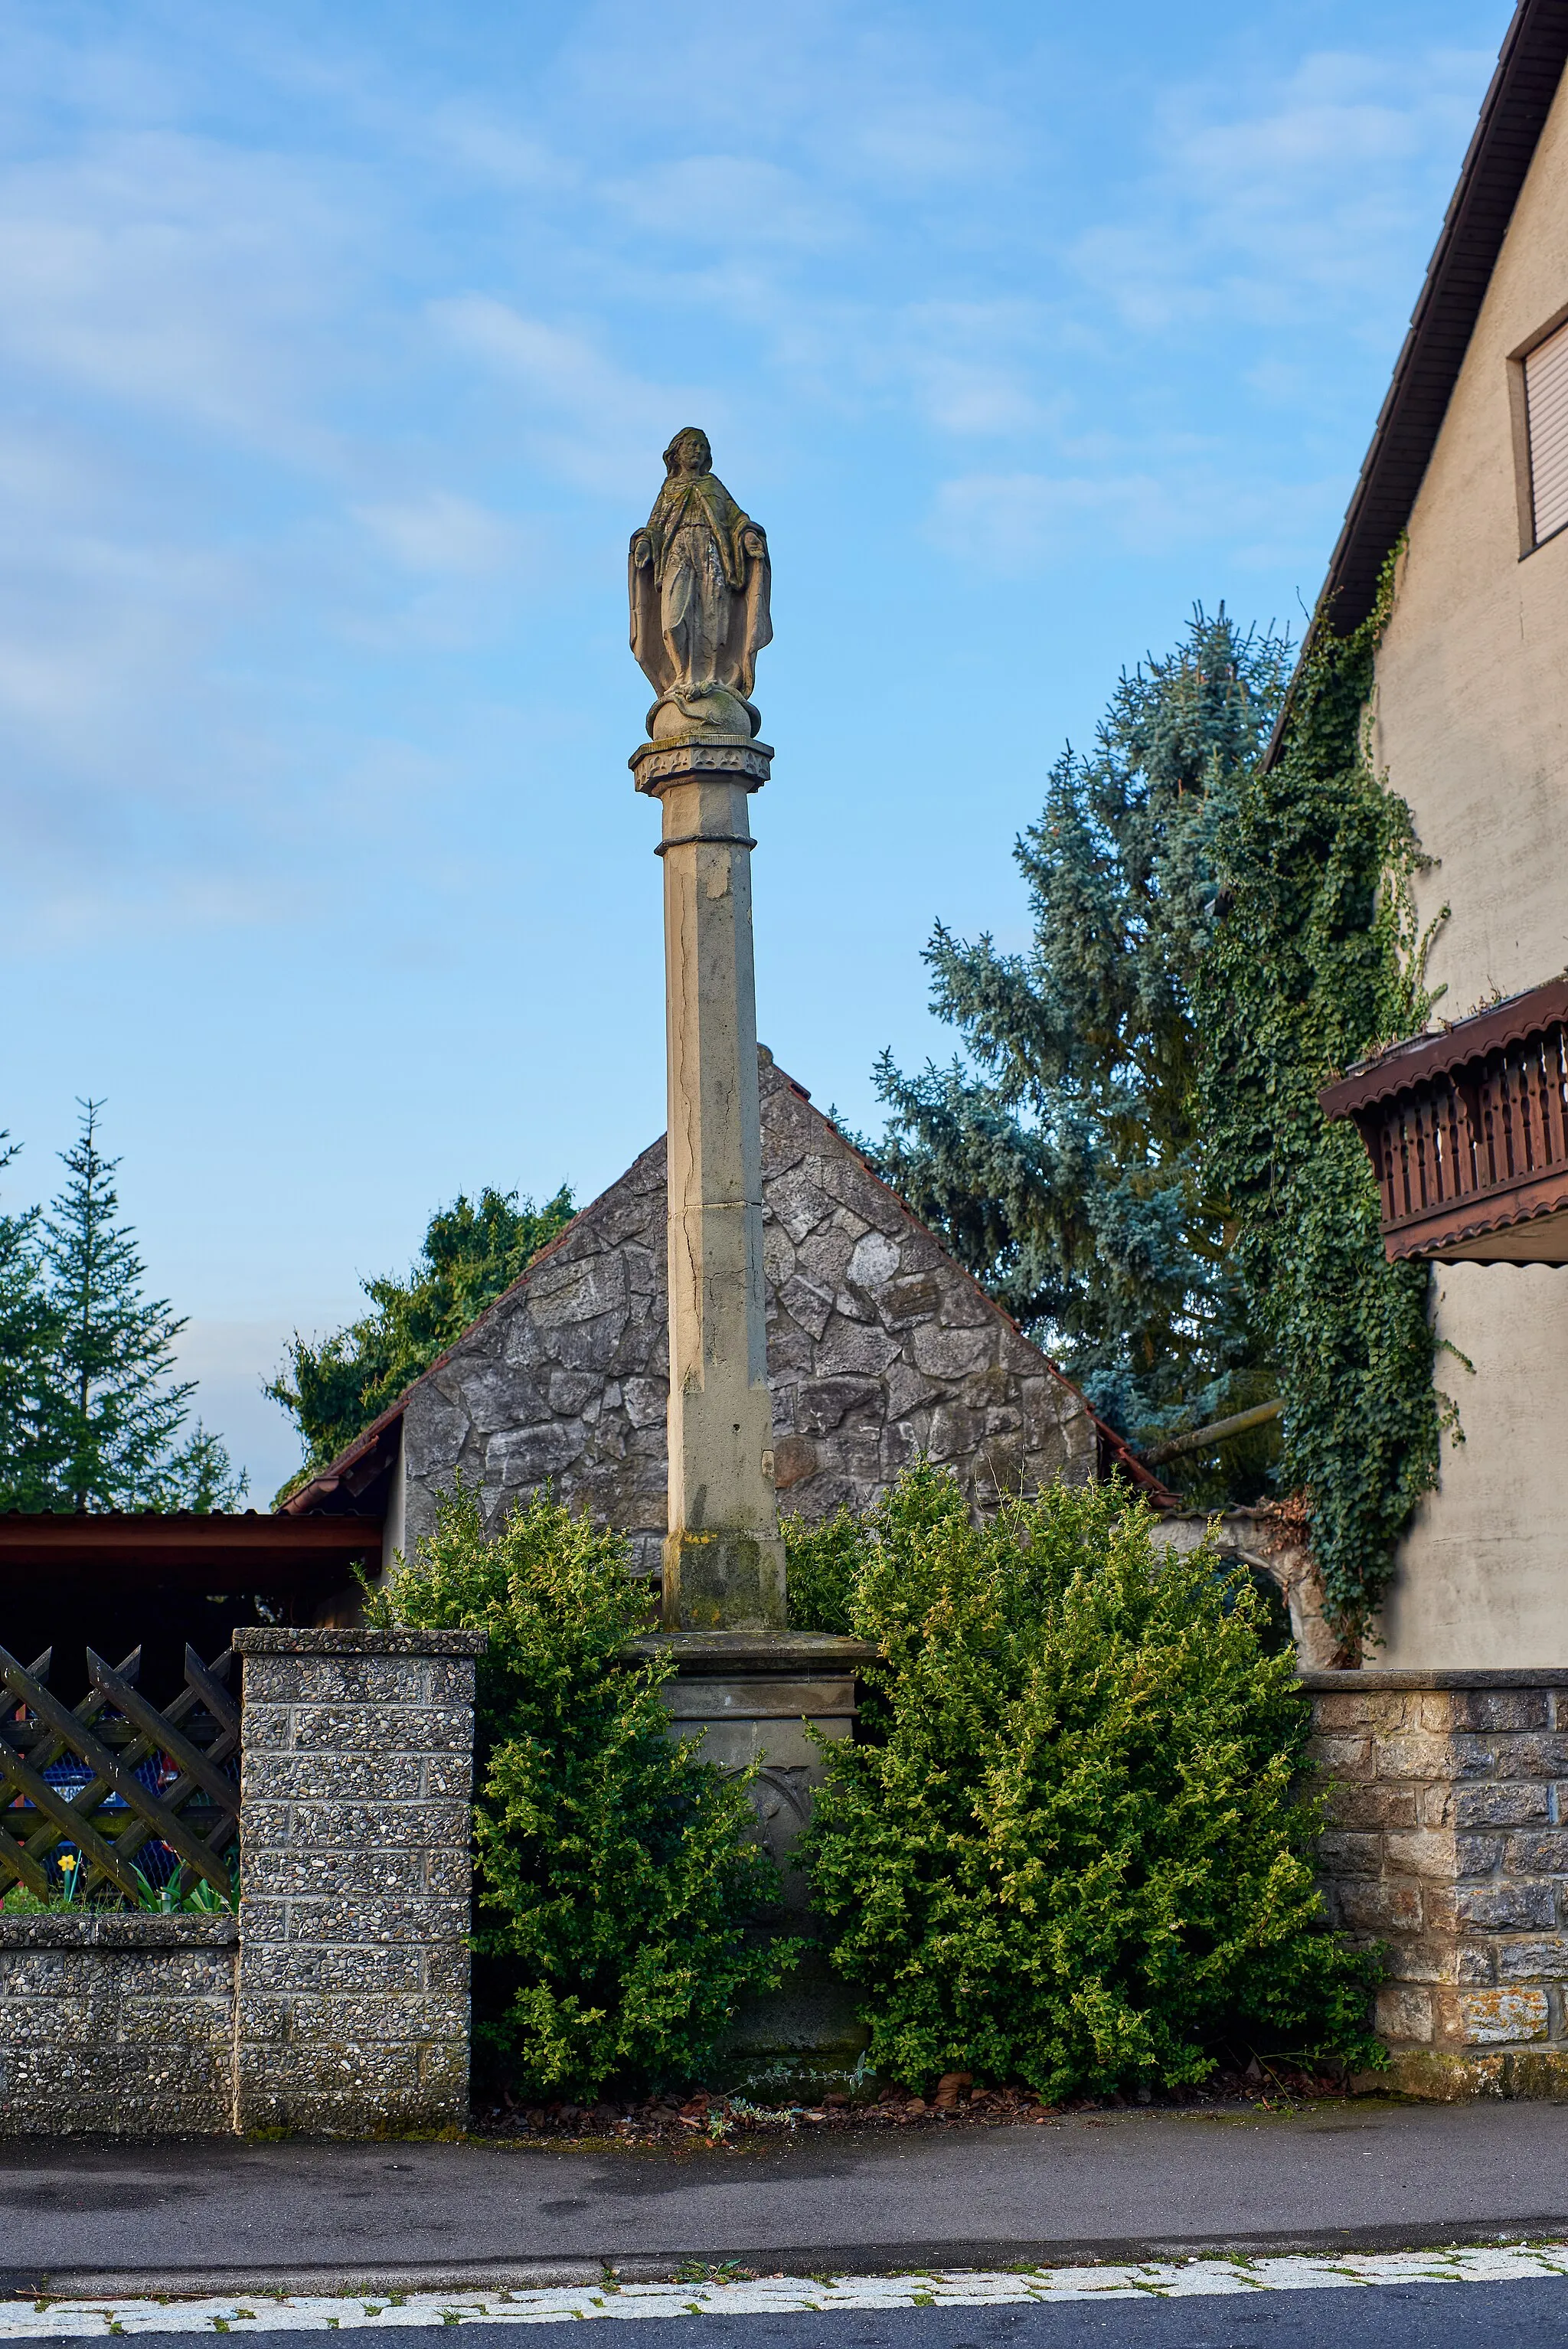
642, 756, 784, 1630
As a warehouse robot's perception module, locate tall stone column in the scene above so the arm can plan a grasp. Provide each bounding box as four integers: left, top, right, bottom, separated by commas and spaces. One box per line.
631, 735, 785, 1632
627, 431, 875, 2084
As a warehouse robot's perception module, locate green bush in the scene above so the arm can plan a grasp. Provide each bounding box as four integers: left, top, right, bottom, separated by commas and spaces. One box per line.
794, 1464, 1380, 2100
368, 1485, 792, 2099
784, 1502, 864, 1637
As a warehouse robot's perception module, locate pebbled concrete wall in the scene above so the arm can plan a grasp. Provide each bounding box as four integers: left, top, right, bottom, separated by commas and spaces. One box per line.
0, 1631, 485, 2138
233, 1629, 485, 2138
397, 1054, 1097, 1577
0, 1915, 238, 2135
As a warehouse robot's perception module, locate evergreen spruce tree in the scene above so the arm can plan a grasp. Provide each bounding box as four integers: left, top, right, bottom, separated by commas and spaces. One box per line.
30, 1101, 245, 1512
269, 1181, 575, 1491
873, 609, 1290, 1494
0, 1138, 63, 1508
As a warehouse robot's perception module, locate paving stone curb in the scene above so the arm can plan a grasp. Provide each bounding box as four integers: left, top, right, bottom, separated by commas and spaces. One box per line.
2, 2246, 1568, 2334
21, 2219, 1568, 2298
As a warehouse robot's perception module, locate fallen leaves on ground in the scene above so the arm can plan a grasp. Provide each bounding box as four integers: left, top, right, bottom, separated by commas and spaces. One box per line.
475, 2063, 1349, 2145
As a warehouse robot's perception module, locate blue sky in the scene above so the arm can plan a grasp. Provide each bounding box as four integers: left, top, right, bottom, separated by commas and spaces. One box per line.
0, 0, 1514, 1498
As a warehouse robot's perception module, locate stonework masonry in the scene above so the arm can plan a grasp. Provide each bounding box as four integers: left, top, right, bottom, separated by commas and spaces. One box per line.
9, 1649, 1567, 2121
1155, 1508, 1338, 1668
641, 747, 785, 1632
394, 1054, 1098, 1576
1306, 1668, 1568, 2096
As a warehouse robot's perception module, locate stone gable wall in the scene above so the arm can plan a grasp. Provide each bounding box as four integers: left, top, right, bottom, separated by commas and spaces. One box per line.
400, 1058, 1096, 1573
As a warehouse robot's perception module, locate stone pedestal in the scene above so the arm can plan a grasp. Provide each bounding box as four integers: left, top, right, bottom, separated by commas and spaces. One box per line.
632, 733, 786, 1633
1305, 1666, 1568, 2099
632, 1631, 877, 1905
631, 1628, 879, 2084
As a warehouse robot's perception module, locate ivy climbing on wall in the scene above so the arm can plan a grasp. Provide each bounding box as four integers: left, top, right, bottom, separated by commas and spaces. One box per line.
1196, 560, 1451, 1652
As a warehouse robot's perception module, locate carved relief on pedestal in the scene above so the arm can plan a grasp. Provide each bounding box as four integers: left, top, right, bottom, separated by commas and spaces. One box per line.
746, 1766, 815, 1920
629, 738, 773, 793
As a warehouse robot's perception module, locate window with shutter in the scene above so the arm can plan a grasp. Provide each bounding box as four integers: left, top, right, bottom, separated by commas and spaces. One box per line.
1525, 316, 1568, 545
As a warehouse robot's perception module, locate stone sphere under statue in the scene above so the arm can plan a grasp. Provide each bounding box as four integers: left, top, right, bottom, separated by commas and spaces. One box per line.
629, 426, 772, 743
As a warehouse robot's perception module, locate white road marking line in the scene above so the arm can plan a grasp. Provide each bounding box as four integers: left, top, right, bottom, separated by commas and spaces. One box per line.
2, 2246, 1567, 2334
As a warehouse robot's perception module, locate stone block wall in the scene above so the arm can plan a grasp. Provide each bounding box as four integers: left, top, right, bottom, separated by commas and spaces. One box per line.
233, 1628, 485, 2136
1305, 1668, 1568, 2096
0, 1916, 238, 2135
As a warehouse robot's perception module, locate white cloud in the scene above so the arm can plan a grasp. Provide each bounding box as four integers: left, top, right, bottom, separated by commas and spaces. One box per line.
353, 491, 521, 576
930, 464, 1333, 574
850, 93, 1018, 187
1072, 44, 1492, 341
430, 295, 710, 492
894, 301, 1052, 436
0, 132, 354, 452
429, 105, 567, 191
602, 155, 846, 253
0, 0, 1502, 961
0, 514, 247, 784
931, 471, 1144, 569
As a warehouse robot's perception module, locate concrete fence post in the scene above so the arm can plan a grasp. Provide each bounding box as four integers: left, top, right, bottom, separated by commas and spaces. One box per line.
232, 1626, 486, 2136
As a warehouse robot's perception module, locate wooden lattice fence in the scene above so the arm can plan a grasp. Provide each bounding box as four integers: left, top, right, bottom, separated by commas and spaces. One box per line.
0, 1644, 240, 1903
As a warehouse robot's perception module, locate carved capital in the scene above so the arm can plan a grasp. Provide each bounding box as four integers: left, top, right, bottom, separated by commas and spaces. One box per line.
630, 736, 774, 796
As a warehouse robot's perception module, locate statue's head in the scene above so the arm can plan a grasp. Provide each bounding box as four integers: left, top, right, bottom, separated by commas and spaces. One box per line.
662, 427, 712, 479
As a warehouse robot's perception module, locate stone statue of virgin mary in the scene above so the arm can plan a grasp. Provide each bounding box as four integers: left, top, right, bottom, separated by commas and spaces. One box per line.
629, 428, 772, 741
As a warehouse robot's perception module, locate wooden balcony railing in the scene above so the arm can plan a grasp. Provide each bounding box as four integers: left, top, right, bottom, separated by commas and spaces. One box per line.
1319, 978, 1568, 1263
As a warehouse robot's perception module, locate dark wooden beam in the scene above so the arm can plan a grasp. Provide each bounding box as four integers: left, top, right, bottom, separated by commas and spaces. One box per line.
0, 1512, 382, 1592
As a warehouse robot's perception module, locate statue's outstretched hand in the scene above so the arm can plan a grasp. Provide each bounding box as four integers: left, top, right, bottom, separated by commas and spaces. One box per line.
740, 527, 766, 558
632, 530, 654, 568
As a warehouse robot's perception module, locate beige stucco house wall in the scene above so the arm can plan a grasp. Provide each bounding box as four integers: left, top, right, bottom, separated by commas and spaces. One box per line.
1374, 71, 1568, 1014
1370, 60, 1568, 1665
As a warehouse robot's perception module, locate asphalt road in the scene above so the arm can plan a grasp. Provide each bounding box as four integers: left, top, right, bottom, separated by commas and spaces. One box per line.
5, 2102, 1568, 2293
19, 2293, 1568, 2349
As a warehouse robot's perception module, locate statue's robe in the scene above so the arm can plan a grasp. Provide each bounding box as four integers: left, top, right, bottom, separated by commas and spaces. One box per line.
629, 470, 772, 706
